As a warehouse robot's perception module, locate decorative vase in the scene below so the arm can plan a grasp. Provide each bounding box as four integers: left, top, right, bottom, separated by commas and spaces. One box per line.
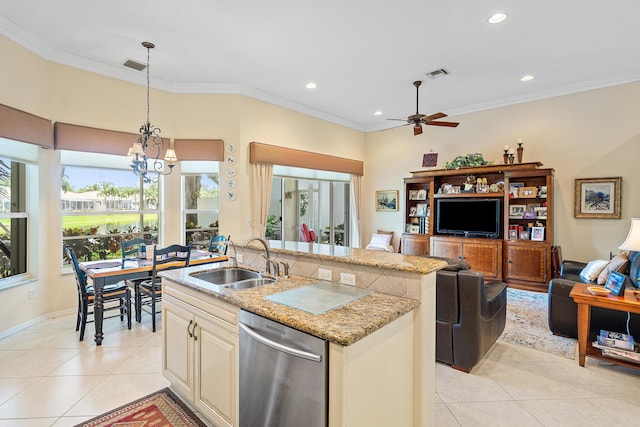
517, 142, 524, 163
508, 153, 515, 164
503, 149, 509, 164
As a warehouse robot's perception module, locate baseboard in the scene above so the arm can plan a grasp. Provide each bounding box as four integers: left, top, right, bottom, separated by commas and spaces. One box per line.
0, 307, 75, 340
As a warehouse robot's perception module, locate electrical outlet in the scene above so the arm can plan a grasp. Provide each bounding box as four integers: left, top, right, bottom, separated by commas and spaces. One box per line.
236, 254, 243, 264
318, 268, 332, 281
340, 273, 356, 286
28, 288, 35, 299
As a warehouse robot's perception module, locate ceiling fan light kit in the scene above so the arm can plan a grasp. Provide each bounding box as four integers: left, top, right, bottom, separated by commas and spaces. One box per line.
388, 80, 460, 136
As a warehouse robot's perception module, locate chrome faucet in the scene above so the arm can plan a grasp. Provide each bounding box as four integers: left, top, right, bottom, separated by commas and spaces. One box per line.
227, 239, 238, 267
279, 260, 290, 278
263, 255, 280, 276
244, 237, 272, 274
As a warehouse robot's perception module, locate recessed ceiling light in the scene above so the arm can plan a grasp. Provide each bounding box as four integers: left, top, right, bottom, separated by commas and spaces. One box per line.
374, 111, 383, 116
305, 82, 317, 89
520, 75, 535, 82
488, 12, 508, 24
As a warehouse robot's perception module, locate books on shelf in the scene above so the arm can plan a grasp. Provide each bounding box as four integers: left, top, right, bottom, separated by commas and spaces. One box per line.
406, 216, 430, 234
597, 330, 635, 351
592, 329, 639, 364
593, 342, 640, 363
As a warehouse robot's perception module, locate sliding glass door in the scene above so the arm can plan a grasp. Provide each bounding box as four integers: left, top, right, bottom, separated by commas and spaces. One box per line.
267, 176, 349, 247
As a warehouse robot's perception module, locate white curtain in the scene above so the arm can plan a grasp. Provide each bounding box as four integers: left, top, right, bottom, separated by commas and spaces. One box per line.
251, 162, 274, 238
349, 174, 362, 247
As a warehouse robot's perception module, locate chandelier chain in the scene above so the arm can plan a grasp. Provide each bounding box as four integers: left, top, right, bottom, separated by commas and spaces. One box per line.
128, 41, 176, 183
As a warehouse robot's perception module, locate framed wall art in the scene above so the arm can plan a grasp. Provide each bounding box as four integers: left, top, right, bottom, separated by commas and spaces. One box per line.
422, 152, 438, 168
574, 177, 621, 219
376, 190, 398, 212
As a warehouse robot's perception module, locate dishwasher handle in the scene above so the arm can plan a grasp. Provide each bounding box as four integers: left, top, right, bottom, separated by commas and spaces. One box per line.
238, 322, 323, 363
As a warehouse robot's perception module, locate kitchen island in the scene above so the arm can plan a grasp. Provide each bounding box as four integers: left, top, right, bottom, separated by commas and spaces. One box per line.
160, 242, 447, 427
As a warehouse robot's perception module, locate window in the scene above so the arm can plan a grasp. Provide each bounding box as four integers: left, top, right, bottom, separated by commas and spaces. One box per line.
268, 167, 350, 246
182, 161, 220, 247
61, 151, 159, 262
0, 156, 28, 279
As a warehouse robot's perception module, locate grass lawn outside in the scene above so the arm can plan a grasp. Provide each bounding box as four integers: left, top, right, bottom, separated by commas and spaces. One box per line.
62, 214, 158, 232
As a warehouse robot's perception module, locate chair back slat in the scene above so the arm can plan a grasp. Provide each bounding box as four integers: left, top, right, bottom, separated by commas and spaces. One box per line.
64, 245, 89, 298
121, 237, 154, 265
208, 234, 230, 254
150, 243, 192, 282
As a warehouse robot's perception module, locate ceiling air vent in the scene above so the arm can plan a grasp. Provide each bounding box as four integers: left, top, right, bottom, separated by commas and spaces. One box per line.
123, 59, 146, 71
425, 68, 449, 79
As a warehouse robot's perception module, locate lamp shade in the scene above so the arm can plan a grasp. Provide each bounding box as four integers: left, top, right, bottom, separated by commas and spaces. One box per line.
619, 218, 640, 251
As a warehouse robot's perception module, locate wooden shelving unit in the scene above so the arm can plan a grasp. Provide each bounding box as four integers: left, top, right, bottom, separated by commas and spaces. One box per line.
402, 162, 554, 291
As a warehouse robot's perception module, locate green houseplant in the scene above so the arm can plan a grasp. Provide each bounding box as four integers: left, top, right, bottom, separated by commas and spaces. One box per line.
444, 153, 492, 170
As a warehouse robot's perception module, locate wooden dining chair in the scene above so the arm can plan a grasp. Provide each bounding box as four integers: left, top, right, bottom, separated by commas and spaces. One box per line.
64, 245, 132, 341
127, 243, 192, 332
208, 234, 230, 255
121, 237, 154, 263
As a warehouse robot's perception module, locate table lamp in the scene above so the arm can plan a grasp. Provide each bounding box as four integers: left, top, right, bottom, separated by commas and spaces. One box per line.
619, 218, 640, 290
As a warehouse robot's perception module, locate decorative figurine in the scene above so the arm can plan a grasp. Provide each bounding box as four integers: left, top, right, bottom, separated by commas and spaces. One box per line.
517, 138, 524, 163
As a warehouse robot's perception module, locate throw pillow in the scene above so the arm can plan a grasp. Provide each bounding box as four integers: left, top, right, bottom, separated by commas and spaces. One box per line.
596, 252, 630, 285
579, 259, 609, 282
366, 233, 394, 252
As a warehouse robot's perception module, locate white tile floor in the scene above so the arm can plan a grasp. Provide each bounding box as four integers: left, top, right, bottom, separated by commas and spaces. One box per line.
1, 313, 640, 426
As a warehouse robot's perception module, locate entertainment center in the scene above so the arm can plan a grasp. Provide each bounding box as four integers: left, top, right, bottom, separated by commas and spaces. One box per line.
402, 162, 554, 291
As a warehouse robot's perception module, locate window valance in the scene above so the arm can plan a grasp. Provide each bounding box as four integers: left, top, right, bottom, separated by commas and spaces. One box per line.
0, 104, 53, 148
174, 139, 224, 161
54, 122, 145, 155
249, 142, 363, 176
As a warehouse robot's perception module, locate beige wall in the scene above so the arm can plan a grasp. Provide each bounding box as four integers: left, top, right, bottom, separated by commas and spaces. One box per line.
364, 83, 640, 261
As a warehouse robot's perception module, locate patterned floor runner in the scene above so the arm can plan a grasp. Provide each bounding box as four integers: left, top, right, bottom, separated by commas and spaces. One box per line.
77, 388, 207, 427
498, 288, 577, 359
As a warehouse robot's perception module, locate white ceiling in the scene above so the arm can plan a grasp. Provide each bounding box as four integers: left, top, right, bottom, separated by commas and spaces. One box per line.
1, 0, 639, 132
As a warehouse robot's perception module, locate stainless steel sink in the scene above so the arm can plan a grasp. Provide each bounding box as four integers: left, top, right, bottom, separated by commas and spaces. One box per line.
189, 267, 275, 290
225, 277, 277, 290
190, 267, 261, 284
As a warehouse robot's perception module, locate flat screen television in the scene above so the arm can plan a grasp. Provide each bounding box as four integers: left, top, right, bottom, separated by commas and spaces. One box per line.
435, 198, 502, 238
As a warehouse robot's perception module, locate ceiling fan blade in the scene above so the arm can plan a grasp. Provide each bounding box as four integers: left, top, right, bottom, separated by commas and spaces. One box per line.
426, 121, 459, 127
413, 124, 423, 135
422, 112, 447, 122
386, 118, 409, 121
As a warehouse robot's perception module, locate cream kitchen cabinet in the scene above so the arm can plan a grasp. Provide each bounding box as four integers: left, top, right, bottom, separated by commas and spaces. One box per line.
163, 281, 239, 427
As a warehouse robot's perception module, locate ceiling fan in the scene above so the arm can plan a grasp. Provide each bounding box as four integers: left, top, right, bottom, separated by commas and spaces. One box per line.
388, 80, 459, 135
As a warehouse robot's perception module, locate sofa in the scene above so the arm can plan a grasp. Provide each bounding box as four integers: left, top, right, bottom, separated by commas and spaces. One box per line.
548, 251, 640, 340
436, 267, 507, 372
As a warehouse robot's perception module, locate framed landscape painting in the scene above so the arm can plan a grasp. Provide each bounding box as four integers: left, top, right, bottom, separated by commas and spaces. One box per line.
376, 190, 398, 212
574, 177, 621, 218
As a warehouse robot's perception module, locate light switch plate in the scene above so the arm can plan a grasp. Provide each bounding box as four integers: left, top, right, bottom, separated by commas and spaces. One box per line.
318, 268, 332, 281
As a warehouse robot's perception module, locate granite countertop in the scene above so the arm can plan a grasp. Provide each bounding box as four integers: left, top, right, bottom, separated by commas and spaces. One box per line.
254, 240, 448, 275
160, 263, 420, 346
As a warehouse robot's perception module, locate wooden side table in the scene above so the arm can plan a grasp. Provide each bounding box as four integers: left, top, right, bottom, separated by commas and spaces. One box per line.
569, 283, 640, 369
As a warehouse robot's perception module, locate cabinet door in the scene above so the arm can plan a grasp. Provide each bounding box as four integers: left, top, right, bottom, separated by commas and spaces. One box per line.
163, 296, 195, 399
194, 314, 238, 427
505, 243, 548, 283
463, 241, 502, 279
401, 233, 429, 255
430, 237, 461, 259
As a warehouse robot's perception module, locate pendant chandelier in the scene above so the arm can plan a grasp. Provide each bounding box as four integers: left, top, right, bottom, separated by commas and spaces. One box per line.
128, 41, 177, 183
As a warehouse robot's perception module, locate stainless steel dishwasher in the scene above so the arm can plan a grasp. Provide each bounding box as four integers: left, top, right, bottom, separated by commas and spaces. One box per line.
238, 309, 328, 427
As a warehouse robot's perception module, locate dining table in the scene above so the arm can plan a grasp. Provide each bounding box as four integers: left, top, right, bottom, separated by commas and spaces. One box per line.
79, 250, 227, 345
